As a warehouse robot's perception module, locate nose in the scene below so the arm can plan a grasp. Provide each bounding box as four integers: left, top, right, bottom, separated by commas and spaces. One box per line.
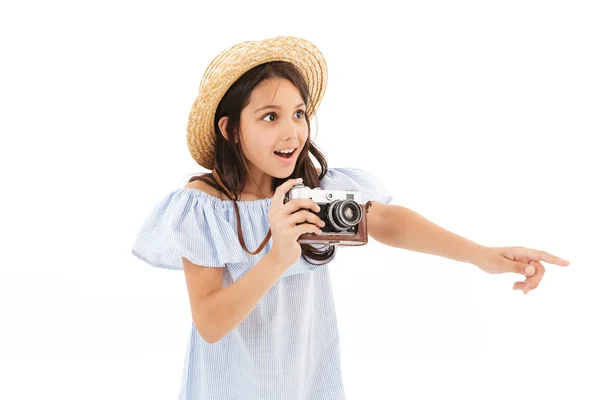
280, 118, 298, 141
282, 130, 297, 141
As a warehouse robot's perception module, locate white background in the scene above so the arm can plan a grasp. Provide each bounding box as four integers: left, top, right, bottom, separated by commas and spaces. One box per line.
1, 1, 598, 399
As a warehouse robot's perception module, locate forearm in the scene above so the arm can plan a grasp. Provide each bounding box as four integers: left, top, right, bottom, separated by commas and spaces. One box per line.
375, 205, 487, 265
200, 252, 288, 343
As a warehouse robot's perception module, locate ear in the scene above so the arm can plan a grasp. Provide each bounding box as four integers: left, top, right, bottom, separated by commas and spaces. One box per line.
217, 116, 239, 143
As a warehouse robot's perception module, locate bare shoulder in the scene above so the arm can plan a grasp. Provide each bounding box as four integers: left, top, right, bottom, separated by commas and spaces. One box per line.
185, 177, 228, 200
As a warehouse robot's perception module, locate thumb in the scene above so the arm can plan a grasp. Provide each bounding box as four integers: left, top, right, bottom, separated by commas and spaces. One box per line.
513, 261, 535, 276
274, 177, 303, 205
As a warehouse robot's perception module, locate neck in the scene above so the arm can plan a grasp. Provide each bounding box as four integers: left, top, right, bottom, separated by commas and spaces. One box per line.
243, 167, 274, 199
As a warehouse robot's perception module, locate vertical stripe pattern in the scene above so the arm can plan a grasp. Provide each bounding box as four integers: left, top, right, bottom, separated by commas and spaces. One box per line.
131, 168, 393, 399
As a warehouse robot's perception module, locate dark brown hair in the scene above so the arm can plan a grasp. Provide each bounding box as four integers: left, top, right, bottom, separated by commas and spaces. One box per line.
188, 61, 335, 265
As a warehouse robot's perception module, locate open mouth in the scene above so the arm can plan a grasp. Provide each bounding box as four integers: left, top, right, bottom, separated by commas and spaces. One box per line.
274, 148, 297, 159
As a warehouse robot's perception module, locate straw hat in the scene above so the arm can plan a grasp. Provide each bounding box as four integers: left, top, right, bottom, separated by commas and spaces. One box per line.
186, 35, 328, 170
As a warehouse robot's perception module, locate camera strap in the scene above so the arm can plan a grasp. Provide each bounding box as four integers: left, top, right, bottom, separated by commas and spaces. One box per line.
211, 169, 272, 255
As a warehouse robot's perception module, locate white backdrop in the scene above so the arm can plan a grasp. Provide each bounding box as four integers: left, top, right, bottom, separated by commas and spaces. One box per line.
1, 1, 598, 399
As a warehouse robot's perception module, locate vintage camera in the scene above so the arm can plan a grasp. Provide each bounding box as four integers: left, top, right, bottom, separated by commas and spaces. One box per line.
284, 183, 369, 246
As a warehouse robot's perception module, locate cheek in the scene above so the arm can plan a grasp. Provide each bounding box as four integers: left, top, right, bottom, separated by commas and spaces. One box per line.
241, 135, 271, 157
299, 127, 309, 145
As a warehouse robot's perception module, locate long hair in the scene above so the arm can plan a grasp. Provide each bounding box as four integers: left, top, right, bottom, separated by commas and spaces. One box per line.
188, 61, 335, 265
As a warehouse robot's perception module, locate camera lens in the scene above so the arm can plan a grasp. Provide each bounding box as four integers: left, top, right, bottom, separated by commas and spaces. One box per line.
327, 199, 362, 231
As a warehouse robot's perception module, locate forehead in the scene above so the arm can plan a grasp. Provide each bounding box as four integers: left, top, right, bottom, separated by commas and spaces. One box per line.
248, 77, 303, 106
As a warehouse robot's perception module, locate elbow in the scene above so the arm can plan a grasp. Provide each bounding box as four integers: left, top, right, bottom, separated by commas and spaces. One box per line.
195, 322, 222, 344
193, 314, 226, 344
191, 292, 233, 344
204, 326, 226, 344
202, 334, 222, 344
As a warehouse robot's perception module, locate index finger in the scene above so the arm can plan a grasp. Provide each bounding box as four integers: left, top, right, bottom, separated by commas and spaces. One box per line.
527, 248, 570, 267
273, 177, 303, 205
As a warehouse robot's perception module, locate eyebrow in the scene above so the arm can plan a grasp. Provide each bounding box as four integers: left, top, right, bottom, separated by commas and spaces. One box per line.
254, 103, 306, 114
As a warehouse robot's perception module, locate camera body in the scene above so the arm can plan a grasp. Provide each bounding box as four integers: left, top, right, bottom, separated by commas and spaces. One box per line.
285, 184, 369, 246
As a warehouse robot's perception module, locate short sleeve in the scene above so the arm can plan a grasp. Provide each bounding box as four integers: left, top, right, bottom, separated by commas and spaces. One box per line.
319, 167, 393, 205
130, 188, 247, 272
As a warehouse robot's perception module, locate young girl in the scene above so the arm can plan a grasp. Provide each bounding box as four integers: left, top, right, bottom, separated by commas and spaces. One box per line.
131, 36, 570, 400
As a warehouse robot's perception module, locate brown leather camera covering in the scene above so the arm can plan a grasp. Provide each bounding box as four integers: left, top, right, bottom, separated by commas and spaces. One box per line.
298, 204, 369, 246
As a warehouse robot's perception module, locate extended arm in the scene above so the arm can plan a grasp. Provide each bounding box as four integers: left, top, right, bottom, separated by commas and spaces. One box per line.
366, 202, 486, 266
366, 201, 570, 293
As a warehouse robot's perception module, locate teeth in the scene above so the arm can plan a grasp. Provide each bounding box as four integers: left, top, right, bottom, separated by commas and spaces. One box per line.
276, 149, 294, 154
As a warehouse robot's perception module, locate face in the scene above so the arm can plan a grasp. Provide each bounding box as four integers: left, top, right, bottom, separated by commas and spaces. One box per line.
236, 77, 308, 180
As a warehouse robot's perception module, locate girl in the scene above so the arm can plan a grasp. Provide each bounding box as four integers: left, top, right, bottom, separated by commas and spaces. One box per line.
131, 36, 570, 400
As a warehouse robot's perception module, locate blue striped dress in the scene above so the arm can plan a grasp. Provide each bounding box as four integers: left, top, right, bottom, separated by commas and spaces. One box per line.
131, 167, 393, 400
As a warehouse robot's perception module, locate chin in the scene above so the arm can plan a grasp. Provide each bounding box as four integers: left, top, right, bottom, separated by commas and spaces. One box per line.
268, 164, 297, 180
270, 169, 295, 180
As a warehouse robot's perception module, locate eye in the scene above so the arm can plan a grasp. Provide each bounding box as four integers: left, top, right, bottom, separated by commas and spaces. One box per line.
262, 113, 276, 122
261, 109, 305, 122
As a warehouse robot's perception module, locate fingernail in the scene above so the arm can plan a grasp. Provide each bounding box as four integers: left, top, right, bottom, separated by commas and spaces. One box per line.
526, 266, 535, 275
